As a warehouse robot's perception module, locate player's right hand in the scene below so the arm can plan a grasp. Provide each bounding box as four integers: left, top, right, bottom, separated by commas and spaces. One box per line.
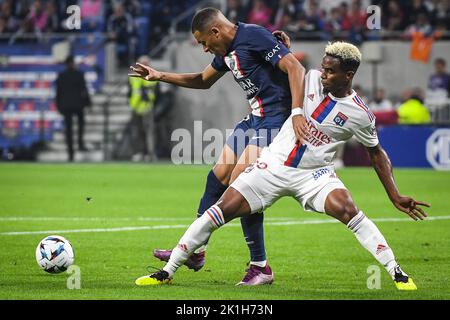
128, 62, 160, 81
273, 30, 291, 49
392, 196, 430, 221
292, 114, 309, 145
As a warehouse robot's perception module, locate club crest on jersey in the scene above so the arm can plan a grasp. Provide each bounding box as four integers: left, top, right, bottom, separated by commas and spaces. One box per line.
224, 51, 245, 79
334, 112, 348, 127
308, 93, 315, 101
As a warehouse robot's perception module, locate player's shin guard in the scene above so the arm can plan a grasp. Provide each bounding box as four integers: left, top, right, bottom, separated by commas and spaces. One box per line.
241, 212, 267, 266
347, 211, 398, 277
163, 205, 225, 277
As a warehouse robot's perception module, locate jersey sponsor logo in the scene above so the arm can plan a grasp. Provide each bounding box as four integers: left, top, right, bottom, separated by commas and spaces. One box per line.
305, 120, 332, 146
333, 112, 348, 127
224, 51, 245, 79
265, 44, 282, 61
307, 93, 315, 101
312, 168, 331, 180
239, 78, 259, 96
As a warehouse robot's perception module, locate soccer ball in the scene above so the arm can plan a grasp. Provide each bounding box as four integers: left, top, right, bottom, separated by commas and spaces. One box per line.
35, 235, 74, 273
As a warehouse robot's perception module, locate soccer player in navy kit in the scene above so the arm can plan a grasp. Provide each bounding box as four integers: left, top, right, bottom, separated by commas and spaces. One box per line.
129, 7, 307, 285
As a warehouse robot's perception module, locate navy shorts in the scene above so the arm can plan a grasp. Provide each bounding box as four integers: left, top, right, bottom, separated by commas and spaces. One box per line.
226, 113, 289, 158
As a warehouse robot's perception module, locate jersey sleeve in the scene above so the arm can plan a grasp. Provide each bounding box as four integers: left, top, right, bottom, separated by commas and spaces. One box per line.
353, 119, 379, 147
211, 55, 228, 72
248, 27, 290, 67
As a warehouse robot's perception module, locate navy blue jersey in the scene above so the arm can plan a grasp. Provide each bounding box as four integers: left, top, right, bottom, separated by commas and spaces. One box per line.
211, 22, 292, 117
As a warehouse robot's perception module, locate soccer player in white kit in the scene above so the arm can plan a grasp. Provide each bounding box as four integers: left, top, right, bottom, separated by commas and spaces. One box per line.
135, 41, 430, 290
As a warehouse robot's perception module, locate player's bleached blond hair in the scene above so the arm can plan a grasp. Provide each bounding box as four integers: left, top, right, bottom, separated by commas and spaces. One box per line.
325, 41, 361, 72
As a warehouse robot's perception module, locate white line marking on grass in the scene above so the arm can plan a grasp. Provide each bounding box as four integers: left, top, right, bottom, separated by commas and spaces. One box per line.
1, 215, 449, 236
0, 216, 296, 222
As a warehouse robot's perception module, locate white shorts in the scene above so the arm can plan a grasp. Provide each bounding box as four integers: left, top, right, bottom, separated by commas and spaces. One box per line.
230, 155, 347, 214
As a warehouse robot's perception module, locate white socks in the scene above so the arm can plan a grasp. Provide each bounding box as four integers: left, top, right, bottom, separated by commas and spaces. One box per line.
347, 211, 398, 278
250, 260, 267, 268
163, 205, 225, 277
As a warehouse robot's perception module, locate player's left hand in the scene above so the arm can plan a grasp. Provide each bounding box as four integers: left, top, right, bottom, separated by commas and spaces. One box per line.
392, 196, 430, 221
273, 30, 291, 49
292, 114, 309, 145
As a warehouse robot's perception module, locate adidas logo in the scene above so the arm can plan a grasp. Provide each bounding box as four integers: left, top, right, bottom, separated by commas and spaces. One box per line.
376, 244, 389, 255
178, 243, 188, 252
308, 93, 315, 101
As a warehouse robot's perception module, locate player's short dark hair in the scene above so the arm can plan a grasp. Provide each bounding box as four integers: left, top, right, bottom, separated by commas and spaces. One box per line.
332, 56, 360, 73
191, 7, 220, 33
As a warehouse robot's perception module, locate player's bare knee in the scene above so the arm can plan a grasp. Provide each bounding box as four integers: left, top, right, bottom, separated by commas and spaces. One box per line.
216, 187, 251, 222
325, 189, 358, 224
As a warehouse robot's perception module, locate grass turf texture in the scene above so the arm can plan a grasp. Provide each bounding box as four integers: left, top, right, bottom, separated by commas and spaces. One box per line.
0, 163, 449, 300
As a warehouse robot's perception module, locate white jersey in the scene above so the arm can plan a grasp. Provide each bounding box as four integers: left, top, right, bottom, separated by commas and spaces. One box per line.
262, 69, 379, 169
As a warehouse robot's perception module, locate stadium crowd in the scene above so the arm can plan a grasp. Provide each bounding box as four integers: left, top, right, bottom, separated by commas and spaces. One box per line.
1, 0, 450, 62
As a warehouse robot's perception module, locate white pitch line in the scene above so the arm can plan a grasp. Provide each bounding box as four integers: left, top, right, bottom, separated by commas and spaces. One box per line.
0, 215, 449, 236
0, 216, 297, 222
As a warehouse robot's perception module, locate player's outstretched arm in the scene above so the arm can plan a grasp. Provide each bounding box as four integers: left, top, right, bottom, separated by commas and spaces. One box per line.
129, 63, 225, 89
366, 144, 430, 220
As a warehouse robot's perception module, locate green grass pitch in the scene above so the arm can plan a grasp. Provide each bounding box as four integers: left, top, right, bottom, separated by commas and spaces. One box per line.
0, 163, 449, 300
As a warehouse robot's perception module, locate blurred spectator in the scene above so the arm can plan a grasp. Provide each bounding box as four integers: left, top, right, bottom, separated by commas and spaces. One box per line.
247, 0, 272, 29
271, 0, 297, 31
341, 0, 367, 31
406, 0, 430, 28
107, 3, 136, 67
383, 0, 406, 32
301, 0, 326, 31
427, 57, 450, 101
55, 56, 92, 162
80, 0, 104, 32
428, 58, 450, 92
324, 7, 344, 37
369, 88, 397, 125
225, 0, 248, 24
128, 55, 159, 162
29, 0, 49, 33
341, 0, 368, 43
45, 1, 59, 33
0, 0, 18, 33
404, 12, 433, 37
397, 88, 431, 124
369, 89, 394, 112
433, 0, 450, 29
